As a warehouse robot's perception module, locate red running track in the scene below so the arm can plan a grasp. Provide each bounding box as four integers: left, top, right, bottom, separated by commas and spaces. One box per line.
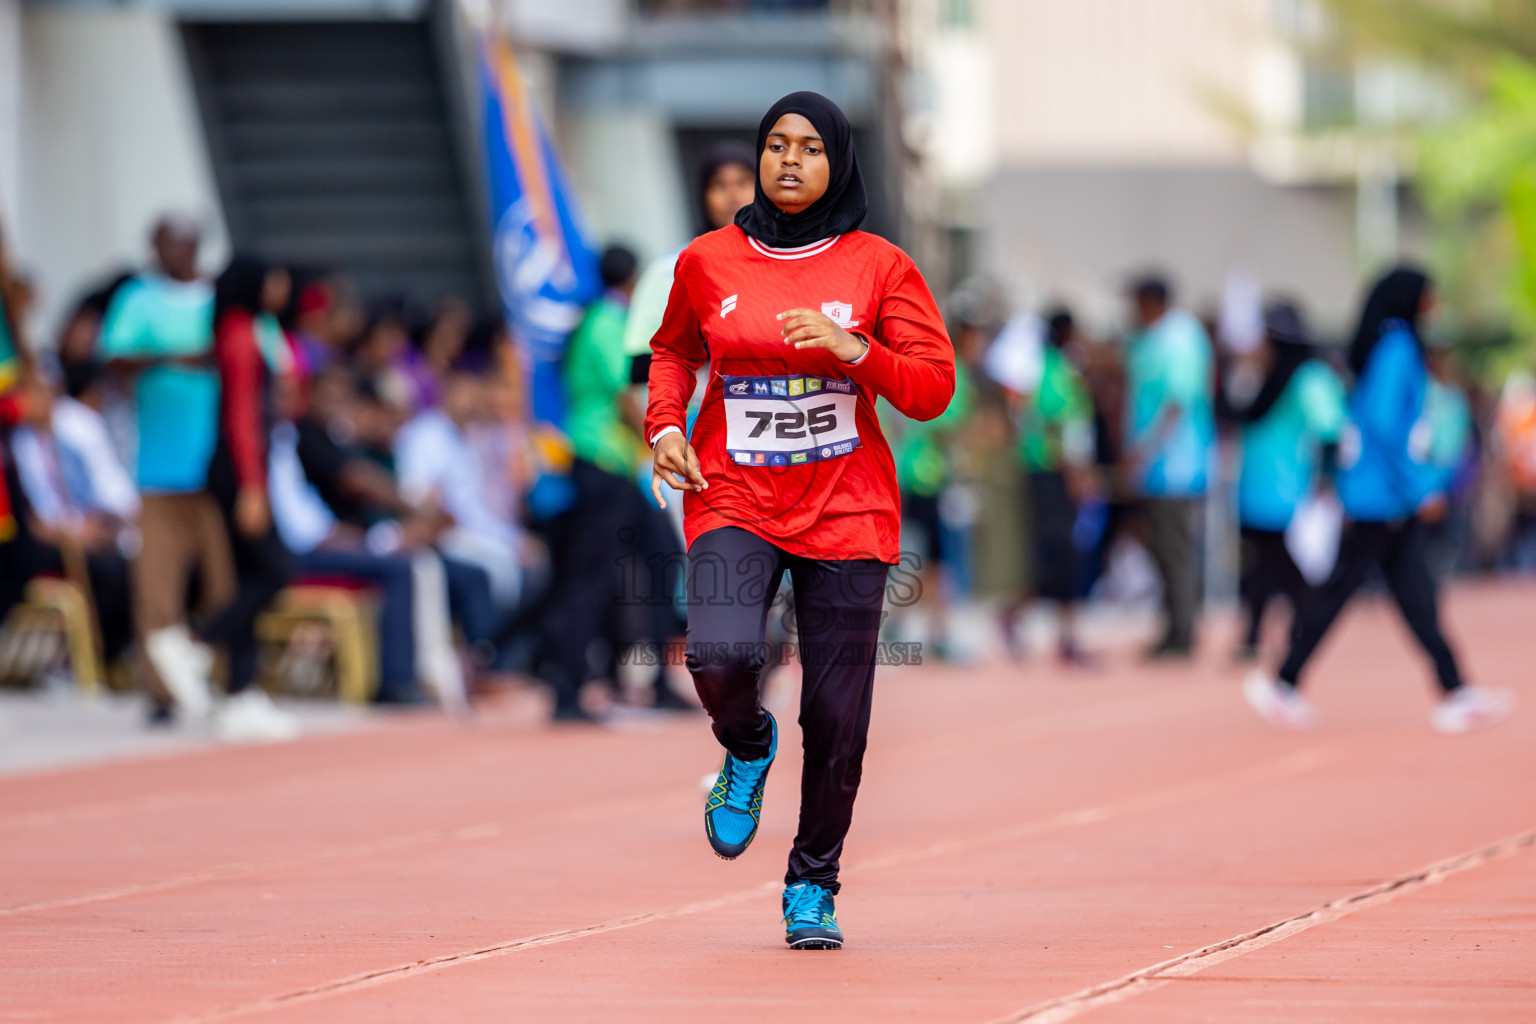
3, 582, 1533, 1023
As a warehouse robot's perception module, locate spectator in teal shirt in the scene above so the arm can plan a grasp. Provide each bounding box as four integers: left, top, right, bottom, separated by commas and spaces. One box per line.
99, 215, 232, 724
1123, 275, 1215, 658
1220, 301, 1344, 661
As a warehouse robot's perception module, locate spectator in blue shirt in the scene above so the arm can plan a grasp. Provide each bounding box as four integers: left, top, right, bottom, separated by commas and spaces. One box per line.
1123, 274, 1215, 658
1245, 267, 1512, 734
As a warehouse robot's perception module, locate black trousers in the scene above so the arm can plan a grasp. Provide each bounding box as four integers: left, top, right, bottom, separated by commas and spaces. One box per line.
536, 459, 648, 713
1278, 519, 1463, 693
203, 446, 296, 695
1238, 526, 1309, 650
685, 526, 889, 893
1030, 471, 1078, 602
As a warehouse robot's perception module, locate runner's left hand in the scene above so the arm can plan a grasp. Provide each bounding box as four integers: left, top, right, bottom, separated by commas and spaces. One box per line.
778, 309, 868, 363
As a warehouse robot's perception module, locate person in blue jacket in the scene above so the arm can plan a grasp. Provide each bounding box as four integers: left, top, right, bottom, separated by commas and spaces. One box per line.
1244, 267, 1511, 734
1220, 301, 1344, 662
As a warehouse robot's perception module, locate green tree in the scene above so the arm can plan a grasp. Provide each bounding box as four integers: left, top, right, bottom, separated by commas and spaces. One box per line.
1320, 0, 1536, 373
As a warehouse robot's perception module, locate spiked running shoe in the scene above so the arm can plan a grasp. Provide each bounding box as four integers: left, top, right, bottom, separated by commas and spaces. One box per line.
783, 881, 843, 950
704, 712, 777, 859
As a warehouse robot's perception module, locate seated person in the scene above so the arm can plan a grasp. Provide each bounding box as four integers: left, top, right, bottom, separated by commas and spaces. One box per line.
7, 371, 136, 666
291, 366, 502, 673
395, 369, 524, 613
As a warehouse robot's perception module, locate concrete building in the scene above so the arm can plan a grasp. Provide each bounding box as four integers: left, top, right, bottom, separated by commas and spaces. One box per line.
975, 0, 1419, 338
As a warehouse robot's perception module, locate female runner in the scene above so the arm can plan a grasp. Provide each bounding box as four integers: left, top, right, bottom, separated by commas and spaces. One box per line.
645, 92, 955, 949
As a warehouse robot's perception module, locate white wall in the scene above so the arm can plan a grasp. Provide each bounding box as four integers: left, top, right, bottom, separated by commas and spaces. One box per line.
982, 0, 1269, 166
15, 6, 228, 344
0, 0, 21, 234
565, 108, 691, 265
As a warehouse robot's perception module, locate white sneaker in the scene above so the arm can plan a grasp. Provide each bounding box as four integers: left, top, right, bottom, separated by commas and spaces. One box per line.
145, 626, 213, 720
214, 689, 301, 743
1431, 687, 1513, 734
1243, 671, 1318, 731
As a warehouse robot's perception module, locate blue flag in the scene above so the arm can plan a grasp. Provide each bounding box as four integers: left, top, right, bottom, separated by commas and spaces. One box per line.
479, 34, 601, 425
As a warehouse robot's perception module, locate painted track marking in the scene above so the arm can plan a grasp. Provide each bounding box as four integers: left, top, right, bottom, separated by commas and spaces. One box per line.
162, 747, 1338, 1024
983, 829, 1536, 1024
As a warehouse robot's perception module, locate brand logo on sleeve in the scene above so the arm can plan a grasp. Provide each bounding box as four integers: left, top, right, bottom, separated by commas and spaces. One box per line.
721, 294, 739, 318
821, 300, 859, 329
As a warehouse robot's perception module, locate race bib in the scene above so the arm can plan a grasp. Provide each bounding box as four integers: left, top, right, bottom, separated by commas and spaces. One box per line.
721, 374, 860, 468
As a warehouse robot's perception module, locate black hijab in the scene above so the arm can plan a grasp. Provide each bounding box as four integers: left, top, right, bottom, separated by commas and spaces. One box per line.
735, 91, 867, 248
1349, 265, 1429, 376
214, 253, 271, 325
1225, 300, 1314, 425
695, 140, 756, 235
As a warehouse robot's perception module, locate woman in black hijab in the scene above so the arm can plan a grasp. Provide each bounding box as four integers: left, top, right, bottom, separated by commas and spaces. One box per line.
1220, 301, 1341, 661
201, 253, 300, 741
734, 91, 868, 248
1245, 267, 1511, 735
644, 91, 954, 951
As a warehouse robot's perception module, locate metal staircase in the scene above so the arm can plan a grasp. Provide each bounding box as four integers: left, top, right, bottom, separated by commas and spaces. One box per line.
182, 16, 489, 307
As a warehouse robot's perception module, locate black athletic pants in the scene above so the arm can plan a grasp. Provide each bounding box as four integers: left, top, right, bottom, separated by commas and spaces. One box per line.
203, 445, 296, 695
1238, 526, 1309, 650
1278, 519, 1463, 693
685, 526, 889, 893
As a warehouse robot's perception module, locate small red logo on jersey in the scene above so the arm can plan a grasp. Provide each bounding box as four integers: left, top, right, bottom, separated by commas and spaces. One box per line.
821, 301, 859, 329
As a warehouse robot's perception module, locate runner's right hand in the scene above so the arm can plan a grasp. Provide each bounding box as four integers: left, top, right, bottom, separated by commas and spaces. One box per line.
651, 431, 706, 510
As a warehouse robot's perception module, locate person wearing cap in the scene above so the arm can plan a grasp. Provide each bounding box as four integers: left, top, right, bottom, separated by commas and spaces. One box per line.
1218, 300, 1344, 662
99, 214, 233, 724
1122, 274, 1216, 659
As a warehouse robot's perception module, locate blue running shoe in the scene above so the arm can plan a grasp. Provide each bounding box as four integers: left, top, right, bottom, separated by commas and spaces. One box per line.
704, 712, 777, 859
783, 881, 842, 950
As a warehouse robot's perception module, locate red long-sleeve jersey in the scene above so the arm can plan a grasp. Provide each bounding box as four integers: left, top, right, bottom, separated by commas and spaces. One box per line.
213, 310, 268, 491
644, 227, 955, 563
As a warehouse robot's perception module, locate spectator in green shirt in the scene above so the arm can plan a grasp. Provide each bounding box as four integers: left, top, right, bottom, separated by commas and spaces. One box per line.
1001, 309, 1098, 665
550, 246, 693, 718
893, 348, 976, 660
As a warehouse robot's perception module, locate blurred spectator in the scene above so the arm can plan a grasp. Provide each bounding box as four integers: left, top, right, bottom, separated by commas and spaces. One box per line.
400, 297, 473, 411
1122, 274, 1215, 659
350, 297, 416, 412
201, 254, 300, 741
535, 244, 657, 721
1001, 308, 1097, 665
1218, 301, 1345, 662
396, 368, 524, 610
1494, 373, 1536, 570
98, 214, 233, 721
1421, 338, 1474, 580
9, 378, 136, 666
892, 306, 977, 660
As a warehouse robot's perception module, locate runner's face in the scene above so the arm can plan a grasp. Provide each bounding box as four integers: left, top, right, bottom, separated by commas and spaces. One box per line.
705, 162, 756, 230
760, 114, 829, 216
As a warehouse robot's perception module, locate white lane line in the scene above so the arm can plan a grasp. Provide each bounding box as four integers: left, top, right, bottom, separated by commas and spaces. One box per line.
984, 829, 1536, 1024
0, 824, 503, 918
163, 747, 1339, 1024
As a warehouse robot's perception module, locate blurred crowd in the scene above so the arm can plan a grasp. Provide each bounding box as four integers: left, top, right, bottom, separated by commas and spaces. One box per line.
5, 141, 1536, 740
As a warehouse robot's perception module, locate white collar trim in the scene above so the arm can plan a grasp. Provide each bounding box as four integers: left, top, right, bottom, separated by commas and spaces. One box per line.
747, 236, 840, 260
